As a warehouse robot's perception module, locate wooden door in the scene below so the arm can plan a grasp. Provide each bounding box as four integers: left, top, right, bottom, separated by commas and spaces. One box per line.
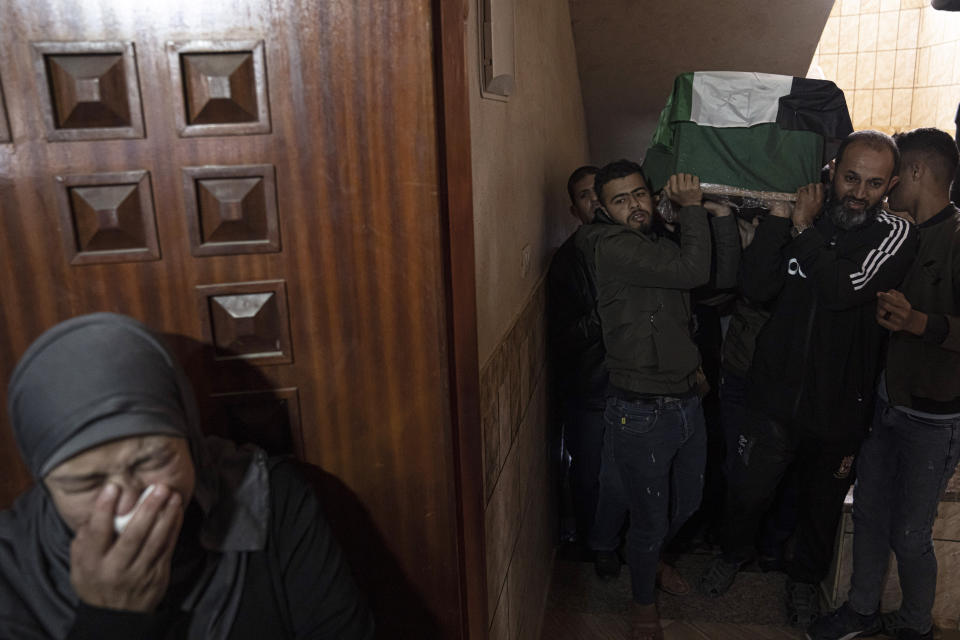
0, 1, 485, 637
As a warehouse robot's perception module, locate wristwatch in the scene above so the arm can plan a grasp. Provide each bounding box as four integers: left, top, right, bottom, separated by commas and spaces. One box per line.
792, 222, 811, 238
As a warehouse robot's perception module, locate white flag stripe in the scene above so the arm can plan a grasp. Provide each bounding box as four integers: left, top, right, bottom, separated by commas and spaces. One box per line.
689, 72, 794, 128
850, 213, 910, 290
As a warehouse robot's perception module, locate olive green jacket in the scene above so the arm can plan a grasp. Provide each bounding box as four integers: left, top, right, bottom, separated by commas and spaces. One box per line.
578, 207, 739, 396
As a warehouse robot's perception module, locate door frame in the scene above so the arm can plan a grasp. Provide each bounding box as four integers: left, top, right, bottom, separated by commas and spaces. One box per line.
434, 0, 487, 637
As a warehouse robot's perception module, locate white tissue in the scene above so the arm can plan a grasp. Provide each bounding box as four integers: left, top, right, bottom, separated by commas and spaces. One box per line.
113, 484, 157, 534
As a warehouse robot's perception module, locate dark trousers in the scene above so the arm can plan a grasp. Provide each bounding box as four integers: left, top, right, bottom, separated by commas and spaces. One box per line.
591, 394, 706, 603
720, 407, 857, 584
848, 397, 960, 633
564, 402, 606, 543
721, 371, 798, 561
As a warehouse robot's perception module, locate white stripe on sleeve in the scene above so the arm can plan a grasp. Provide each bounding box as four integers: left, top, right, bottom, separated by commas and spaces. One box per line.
849, 213, 910, 291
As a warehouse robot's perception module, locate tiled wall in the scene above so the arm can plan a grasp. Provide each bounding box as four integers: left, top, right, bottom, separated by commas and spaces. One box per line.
824, 501, 960, 629
808, 0, 960, 134
480, 280, 557, 640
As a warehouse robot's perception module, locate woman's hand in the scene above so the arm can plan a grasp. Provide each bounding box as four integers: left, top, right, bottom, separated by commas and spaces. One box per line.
69, 483, 183, 612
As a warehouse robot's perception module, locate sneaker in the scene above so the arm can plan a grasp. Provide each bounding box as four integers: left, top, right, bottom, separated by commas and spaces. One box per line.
880, 611, 933, 640
805, 602, 880, 640
698, 556, 741, 597
785, 579, 821, 628
594, 550, 620, 581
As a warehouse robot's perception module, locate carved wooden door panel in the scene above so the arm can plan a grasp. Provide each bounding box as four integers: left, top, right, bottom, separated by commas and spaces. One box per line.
0, 1, 477, 637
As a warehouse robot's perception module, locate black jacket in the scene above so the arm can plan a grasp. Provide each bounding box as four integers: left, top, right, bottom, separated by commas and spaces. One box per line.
547, 229, 608, 407
742, 211, 918, 443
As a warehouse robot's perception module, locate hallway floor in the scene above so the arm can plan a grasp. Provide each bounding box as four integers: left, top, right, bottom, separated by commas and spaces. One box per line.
541, 548, 960, 640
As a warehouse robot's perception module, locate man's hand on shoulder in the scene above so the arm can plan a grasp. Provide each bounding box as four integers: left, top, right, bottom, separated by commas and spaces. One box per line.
877, 289, 928, 336
792, 183, 823, 227
663, 173, 702, 208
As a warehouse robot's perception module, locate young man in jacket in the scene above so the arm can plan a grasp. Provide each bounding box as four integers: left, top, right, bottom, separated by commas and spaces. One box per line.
808, 128, 960, 640
700, 131, 918, 627
581, 160, 739, 640
547, 165, 607, 546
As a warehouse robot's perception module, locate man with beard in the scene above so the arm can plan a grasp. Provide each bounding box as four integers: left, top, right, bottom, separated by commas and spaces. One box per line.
580, 160, 738, 640
808, 128, 960, 640
547, 165, 607, 547
699, 131, 918, 629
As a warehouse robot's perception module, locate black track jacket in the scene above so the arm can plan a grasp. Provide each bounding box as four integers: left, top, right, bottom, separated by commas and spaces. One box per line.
741, 211, 918, 443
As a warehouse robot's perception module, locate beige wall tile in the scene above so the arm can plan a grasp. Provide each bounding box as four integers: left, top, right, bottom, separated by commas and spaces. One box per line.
808, 58, 825, 80
879, 0, 900, 10
893, 48, 917, 88
842, 0, 860, 14
875, 50, 896, 88
853, 89, 875, 127
860, 0, 880, 12
943, 12, 960, 46
821, 16, 842, 54
831, 527, 960, 630
846, 92, 857, 122
858, 12, 879, 51
877, 11, 900, 50
897, 9, 920, 50
890, 87, 913, 128
820, 53, 840, 82
838, 52, 859, 90
484, 429, 523, 622
916, 46, 931, 87
911, 86, 939, 126
929, 42, 956, 86
933, 503, 960, 541
937, 86, 960, 131
856, 51, 878, 89
918, 7, 944, 47
954, 52, 960, 85
840, 15, 861, 53
901, 0, 926, 7
872, 88, 893, 126
930, 540, 960, 629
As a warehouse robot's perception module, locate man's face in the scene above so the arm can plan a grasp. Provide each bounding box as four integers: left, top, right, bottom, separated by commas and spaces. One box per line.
45, 434, 195, 533
570, 174, 601, 224
829, 142, 898, 230
599, 173, 654, 232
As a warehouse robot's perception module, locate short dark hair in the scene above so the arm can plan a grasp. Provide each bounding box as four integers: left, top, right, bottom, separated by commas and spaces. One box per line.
593, 159, 648, 205
566, 165, 600, 202
835, 130, 901, 179
893, 127, 960, 188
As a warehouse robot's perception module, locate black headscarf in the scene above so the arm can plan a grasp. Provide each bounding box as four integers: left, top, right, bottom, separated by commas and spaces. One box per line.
1, 313, 270, 639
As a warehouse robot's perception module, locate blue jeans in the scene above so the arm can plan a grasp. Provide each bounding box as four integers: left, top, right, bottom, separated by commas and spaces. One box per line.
590, 394, 706, 603
849, 397, 960, 633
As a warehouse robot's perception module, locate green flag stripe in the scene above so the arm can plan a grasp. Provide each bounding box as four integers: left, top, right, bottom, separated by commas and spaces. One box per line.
650, 72, 692, 149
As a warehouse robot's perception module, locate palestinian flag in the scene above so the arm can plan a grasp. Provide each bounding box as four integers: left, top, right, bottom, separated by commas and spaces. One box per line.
643, 72, 853, 195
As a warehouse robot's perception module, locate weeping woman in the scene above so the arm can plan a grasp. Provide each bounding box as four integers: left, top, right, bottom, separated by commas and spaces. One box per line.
0, 313, 375, 639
